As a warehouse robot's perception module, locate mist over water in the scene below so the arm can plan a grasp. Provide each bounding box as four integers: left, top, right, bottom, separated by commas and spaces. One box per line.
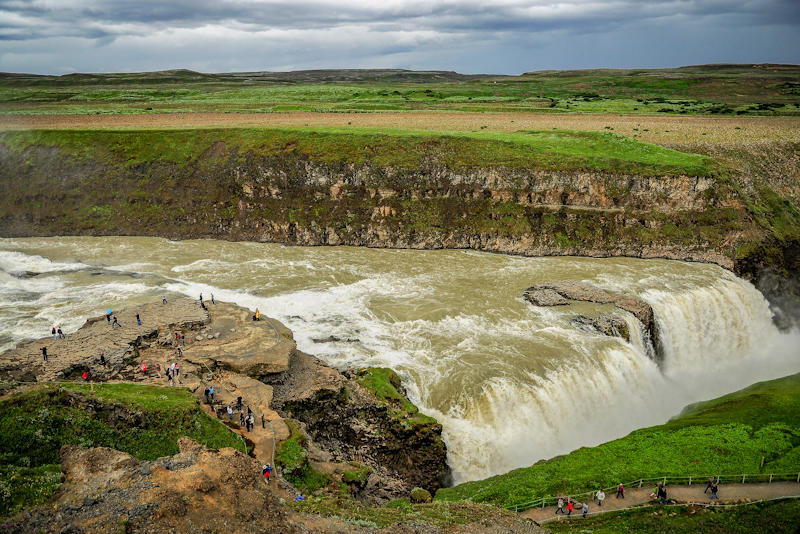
2, 237, 798, 483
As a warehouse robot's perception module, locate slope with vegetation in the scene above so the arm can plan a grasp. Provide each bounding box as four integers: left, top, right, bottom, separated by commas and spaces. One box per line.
0, 383, 244, 518
435, 373, 800, 509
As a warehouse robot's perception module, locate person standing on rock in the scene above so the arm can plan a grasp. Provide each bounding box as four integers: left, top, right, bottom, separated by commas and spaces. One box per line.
240, 412, 246, 427
204, 387, 210, 403
57, 328, 65, 339
596, 489, 605, 507
136, 313, 141, 326
142, 361, 147, 375
112, 315, 121, 328
261, 414, 266, 429
100, 353, 106, 368
616, 483, 625, 499
170, 362, 175, 377
211, 293, 215, 305
209, 386, 215, 402
236, 396, 243, 412
174, 362, 179, 378
40, 346, 48, 362
162, 295, 167, 304
247, 405, 252, 418
227, 405, 234, 420
582, 502, 588, 518
52, 327, 57, 341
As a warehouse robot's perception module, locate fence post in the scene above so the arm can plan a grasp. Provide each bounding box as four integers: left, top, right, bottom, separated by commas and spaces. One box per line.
769, 474, 773, 484
689, 476, 692, 485
796, 472, 799, 483
717, 475, 720, 484
639, 479, 642, 488
742, 474, 746, 484
663, 476, 666, 486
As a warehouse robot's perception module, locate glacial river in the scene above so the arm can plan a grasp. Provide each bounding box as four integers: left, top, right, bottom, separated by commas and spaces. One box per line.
1, 237, 798, 483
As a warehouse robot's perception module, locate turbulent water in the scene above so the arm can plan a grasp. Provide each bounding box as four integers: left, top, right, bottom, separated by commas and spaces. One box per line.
1, 237, 799, 483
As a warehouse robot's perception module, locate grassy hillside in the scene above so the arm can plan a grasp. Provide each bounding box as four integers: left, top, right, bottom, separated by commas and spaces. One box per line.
1, 65, 797, 115
546, 499, 800, 534
435, 373, 800, 509
0, 383, 245, 518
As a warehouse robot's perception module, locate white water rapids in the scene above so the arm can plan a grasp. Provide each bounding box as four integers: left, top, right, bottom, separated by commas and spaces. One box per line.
1, 237, 798, 484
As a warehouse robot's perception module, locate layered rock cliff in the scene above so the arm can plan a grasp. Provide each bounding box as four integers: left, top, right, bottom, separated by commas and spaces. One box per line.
1, 130, 797, 322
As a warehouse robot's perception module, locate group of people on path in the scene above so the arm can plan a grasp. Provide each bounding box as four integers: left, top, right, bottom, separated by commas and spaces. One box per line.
225, 395, 263, 433
553, 479, 724, 519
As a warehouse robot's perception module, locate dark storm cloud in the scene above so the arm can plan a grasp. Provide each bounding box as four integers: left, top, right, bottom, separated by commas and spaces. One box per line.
0, 0, 797, 73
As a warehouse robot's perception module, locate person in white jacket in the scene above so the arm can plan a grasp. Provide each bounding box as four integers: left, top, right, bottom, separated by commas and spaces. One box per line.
596, 489, 605, 506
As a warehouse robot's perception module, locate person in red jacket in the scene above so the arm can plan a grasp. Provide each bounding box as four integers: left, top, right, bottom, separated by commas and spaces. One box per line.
616, 483, 625, 499
567, 500, 573, 516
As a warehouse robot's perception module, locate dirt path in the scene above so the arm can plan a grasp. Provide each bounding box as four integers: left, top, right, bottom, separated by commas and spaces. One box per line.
1, 111, 798, 144
521, 482, 800, 522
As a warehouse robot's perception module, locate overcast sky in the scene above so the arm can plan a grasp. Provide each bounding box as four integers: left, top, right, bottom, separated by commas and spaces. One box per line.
1, 0, 798, 75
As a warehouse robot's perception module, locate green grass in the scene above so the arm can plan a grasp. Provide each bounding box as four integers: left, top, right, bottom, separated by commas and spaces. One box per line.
275, 419, 329, 493
0, 126, 713, 176
0, 383, 245, 518
355, 368, 438, 426
435, 373, 800, 509
545, 499, 800, 533
1, 65, 798, 115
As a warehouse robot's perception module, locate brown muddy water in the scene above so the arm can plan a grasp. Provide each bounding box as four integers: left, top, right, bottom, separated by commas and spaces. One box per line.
1, 237, 798, 483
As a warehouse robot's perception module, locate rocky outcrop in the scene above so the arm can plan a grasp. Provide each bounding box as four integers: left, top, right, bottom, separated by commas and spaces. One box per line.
266, 352, 450, 502
524, 281, 662, 363
571, 314, 630, 341
5, 438, 302, 534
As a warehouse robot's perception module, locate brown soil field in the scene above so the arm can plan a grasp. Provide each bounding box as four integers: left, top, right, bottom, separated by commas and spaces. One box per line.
2, 112, 799, 145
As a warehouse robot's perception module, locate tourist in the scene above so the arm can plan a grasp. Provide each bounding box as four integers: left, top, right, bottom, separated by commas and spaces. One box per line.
710, 482, 719, 502
211, 293, 215, 304
176, 346, 183, 357
174, 362, 179, 377
657, 483, 667, 505
52, 327, 57, 341
596, 488, 605, 506
142, 361, 147, 374
567, 500, 573, 516
704, 477, 714, 494
295, 494, 304, 502
100, 353, 106, 368
201, 300, 207, 311
170, 362, 175, 376
162, 295, 167, 304
616, 483, 625, 499
240, 412, 246, 426
249, 414, 255, 431
82, 371, 88, 380
57, 328, 65, 339
136, 313, 141, 326
168, 371, 173, 387
112, 315, 121, 328
199, 293, 203, 304
555, 497, 565, 515
582, 502, 588, 518
262, 464, 271, 483
261, 414, 266, 429
209, 386, 215, 401
106, 313, 111, 325
40, 346, 48, 361
204, 387, 210, 403
236, 396, 243, 412
227, 405, 234, 420
247, 405, 252, 417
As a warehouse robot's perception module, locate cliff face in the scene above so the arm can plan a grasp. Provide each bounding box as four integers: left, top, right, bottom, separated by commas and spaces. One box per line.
1, 132, 798, 321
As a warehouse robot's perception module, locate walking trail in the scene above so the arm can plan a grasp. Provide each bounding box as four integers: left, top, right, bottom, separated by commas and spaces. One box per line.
521, 482, 800, 523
